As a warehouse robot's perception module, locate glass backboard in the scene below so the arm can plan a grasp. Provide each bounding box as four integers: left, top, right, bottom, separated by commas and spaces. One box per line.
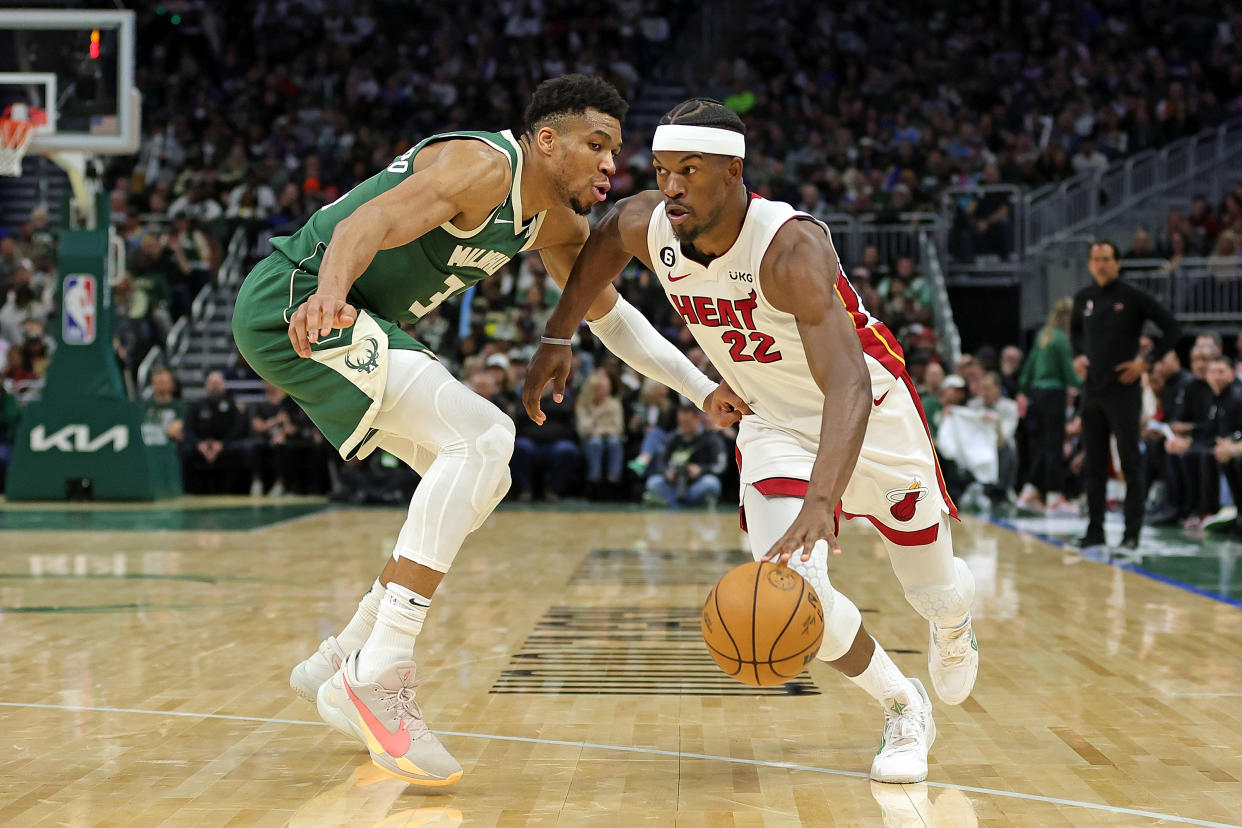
0, 9, 138, 155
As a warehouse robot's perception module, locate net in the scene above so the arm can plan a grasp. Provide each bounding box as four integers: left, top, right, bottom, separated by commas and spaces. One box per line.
0, 105, 46, 177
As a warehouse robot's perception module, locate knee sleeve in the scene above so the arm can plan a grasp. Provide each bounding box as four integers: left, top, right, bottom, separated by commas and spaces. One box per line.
740, 486, 864, 663
814, 583, 864, 662
885, 515, 973, 623
373, 353, 517, 573
469, 466, 511, 532
903, 556, 975, 625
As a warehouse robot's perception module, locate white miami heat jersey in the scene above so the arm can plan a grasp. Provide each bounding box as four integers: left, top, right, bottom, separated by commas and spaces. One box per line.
645, 195, 907, 443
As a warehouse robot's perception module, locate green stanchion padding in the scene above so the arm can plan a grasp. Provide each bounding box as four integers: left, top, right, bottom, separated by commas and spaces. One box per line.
7, 192, 183, 501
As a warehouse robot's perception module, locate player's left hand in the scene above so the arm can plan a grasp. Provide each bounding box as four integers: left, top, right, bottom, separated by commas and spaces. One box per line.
703, 380, 752, 428
762, 498, 842, 564
523, 341, 573, 425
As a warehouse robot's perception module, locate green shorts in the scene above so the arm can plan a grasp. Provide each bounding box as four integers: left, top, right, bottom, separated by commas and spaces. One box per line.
231, 251, 429, 459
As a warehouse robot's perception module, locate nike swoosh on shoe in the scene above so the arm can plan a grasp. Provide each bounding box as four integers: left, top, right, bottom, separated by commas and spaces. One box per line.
344, 675, 411, 757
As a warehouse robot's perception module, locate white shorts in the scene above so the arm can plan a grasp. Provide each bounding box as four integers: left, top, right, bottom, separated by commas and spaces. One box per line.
736, 353, 956, 546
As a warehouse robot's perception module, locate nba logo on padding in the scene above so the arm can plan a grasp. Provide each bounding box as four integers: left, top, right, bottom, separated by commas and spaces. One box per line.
63, 274, 96, 345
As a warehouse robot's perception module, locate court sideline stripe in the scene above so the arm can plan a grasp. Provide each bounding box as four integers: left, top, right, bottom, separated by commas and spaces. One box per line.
986, 516, 1242, 611
0, 700, 1235, 827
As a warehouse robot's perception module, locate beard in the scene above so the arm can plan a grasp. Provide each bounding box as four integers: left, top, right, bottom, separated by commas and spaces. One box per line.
568, 193, 592, 216
554, 176, 593, 216
669, 198, 726, 246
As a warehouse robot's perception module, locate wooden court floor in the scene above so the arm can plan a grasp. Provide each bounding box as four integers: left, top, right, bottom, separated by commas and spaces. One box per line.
1, 498, 1240, 827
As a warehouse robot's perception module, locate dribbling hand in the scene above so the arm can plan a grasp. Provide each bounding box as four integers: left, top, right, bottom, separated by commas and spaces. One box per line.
289, 294, 357, 358
762, 498, 842, 564
523, 342, 573, 425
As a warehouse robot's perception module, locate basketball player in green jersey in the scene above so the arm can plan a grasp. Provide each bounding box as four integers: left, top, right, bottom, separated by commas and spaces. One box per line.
232, 75, 745, 786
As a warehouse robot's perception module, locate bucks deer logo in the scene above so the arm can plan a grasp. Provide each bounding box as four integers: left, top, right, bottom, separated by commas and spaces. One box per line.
344, 336, 381, 374
886, 480, 929, 522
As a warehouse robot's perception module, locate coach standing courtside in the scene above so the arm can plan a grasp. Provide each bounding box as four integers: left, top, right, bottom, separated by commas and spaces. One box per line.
1071, 241, 1180, 550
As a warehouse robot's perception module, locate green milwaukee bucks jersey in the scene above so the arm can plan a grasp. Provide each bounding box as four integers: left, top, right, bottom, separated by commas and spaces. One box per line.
270, 129, 545, 324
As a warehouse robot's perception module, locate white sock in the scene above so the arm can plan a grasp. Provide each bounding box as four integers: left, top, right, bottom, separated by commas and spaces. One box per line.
849, 639, 915, 708
335, 579, 383, 653
357, 582, 431, 683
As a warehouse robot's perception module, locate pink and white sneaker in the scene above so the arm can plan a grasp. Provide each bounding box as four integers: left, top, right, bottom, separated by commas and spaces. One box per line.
317, 651, 462, 786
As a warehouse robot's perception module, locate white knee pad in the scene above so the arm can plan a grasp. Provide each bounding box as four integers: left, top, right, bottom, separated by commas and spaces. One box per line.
469, 466, 512, 532
470, 421, 515, 513
740, 490, 865, 663
904, 557, 975, 625
814, 584, 864, 662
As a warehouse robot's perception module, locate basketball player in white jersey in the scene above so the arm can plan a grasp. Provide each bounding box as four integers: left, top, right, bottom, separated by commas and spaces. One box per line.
523, 99, 978, 783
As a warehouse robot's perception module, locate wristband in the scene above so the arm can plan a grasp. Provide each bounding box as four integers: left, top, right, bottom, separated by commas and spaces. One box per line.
541, 335, 573, 346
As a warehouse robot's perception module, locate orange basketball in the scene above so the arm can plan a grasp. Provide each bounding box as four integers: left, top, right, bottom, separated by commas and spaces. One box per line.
701, 561, 825, 686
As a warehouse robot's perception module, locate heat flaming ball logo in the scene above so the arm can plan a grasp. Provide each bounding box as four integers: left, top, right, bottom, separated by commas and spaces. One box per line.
886, 480, 928, 522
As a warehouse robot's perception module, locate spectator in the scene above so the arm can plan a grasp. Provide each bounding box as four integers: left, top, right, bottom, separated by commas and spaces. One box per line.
0, 237, 27, 290
16, 320, 52, 379
575, 369, 625, 496
1188, 194, 1221, 252
643, 404, 725, 508
0, 280, 49, 346
511, 383, 580, 502
181, 370, 248, 494
483, 353, 519, 419
1015, 298, 1081, 514
1142, 351, 1187, 525
164, 211, 217, 311
998, 345, 1023, 399
331, 450, 419, 505
626, 378, 677, 477
127, 232, 177, 348
1210, 356, 1242, 537
143, 366, 185, 446
1164, 342, 1220, 530
918, 362, 946, 431
968, 372, 1020, 503
1125, 228, 1156, 259
246, 381, 299, 497
936, 375, 1004, 510
2, 342, 35, 387
1071, 137, 1110, 177
0, 379, 19, 492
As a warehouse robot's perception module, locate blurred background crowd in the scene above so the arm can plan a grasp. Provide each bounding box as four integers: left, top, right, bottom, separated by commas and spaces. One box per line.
1, 0, 1240, 534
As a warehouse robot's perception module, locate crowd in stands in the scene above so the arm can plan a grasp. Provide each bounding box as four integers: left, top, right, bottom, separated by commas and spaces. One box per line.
732, 0, 1241, 220
2, 0, 1241, 516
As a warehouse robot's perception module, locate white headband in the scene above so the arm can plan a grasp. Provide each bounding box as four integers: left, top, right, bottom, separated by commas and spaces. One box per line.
652, 124, 745, 158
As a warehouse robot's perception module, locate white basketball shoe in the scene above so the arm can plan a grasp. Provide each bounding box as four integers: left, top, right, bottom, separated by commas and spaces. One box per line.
871, 678, 936, 784
928, 557, 979, 705
290, 635, 347, 702
317, 650, 463, 786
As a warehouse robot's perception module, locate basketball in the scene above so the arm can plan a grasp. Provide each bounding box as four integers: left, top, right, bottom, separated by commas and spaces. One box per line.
701, 561, 825, 686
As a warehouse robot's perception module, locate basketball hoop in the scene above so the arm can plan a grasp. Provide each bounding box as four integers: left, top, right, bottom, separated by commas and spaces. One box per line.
0, 104, 47, 177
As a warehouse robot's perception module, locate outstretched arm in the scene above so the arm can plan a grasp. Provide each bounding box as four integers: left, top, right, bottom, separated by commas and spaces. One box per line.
760, 221, 872, 564
542, 192, 657, 340
528, 192, 750, 423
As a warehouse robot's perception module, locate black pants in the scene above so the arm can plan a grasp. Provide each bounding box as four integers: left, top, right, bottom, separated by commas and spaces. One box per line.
1024, 388, 1067, 494
1221, 457, 1242, 530
1172, 447, 1220, 518
1081, 387, 1144, 540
